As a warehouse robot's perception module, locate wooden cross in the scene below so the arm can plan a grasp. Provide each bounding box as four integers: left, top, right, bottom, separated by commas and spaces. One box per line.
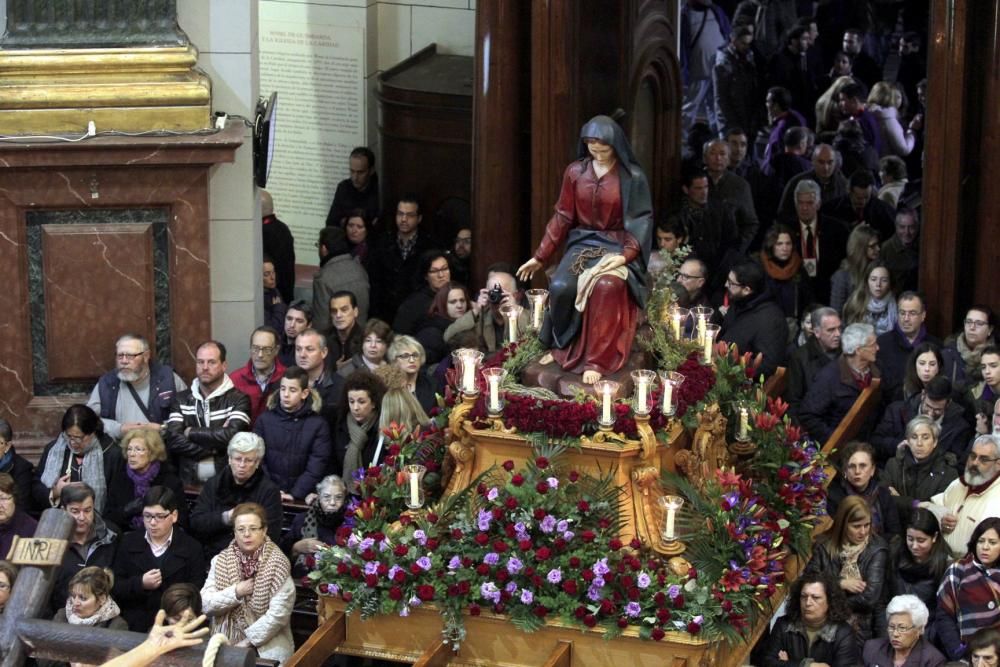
0, 509, 255, 667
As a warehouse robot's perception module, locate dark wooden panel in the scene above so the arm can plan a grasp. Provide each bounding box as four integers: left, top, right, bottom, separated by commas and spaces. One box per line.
41, 223, 155, 383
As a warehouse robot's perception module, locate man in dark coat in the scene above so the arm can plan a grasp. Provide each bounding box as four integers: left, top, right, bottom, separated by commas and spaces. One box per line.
311, 226, 369, 333
668, 169, 740, 292
111, 486, 206, 632
719, 260, 789, 378
787, 179, 850, 305
713, 24, 763, 140
786, 307, 842, 416
367, 195, 439, 322
777, 144, 849, 225
822, 169, 896, 241
261, 190, 296, 304
876, 292, 940, 403
50, 483, 118, 614
871, 376, 974, 466
798, 323, 881, 445
189, 432, 283, 559
324, 146, 380, 228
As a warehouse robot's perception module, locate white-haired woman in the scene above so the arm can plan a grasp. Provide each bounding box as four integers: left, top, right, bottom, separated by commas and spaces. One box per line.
190, 433, 283, 560
282, 475, 346, 578
387, 335, 435, 412
882, 415, 958, 526
862, 594, 945, 667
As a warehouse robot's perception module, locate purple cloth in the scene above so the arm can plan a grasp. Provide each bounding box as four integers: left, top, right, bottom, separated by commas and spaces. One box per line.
762, 110, 808, 169
126, 461, 161, 529
0, 511, 37, 558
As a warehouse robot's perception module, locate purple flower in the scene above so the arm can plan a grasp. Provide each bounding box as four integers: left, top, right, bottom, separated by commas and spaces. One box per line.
327, 583, 340, 596
447, 556, 462, 570
540, 515, 557, 533
520, 589, 534, 605
562, 530, 575, 541
347, 534, 360, 549
668, 584, 681, 598
556, 520, 569, 532
593, 576, 605, 588
484, 552, 499, 566
507, 557, 523, 574
587, 586, 603, 601
399, 606, 410, 617
625, 602, 641, 617
514, 522, 527, 534
592, 558, 610, 577
364, 561, 380, 575
487, 487, 499, 502
409, 596, 422, 607
388, 565, 402, 580
505, 581, 518, 594
477, 509, 492, 531
636, 572, 651, 589
546, 477, 559, 489
378, 540, 389, 552
416, 556, 432, 571
359, 537, 375, 551
546, 568, 562, 584
352, 467, 365, 481
413, 529, 427, 545
481, 582, 501, 604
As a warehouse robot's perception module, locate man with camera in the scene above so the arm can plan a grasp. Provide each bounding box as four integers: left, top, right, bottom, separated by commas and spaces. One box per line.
444, 262, 530, 353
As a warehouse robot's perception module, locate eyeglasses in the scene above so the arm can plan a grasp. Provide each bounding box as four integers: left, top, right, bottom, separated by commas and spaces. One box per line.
966, 319, 990, 328
230, 456, 259, 466
66, 433, 90, 444
396, 352, 419, 361
235, 526, 264, 535
125, 446, 148, 455
887, 624, 916, 635
968, 452, 1000, 465
0, 583, 10, 591
116, 352, 144, 361
427, 267, 450, 275
0, 495, 14, 505
725, 278, 746, 289
142, 512, 172, 522
678, 272, 703, 281
250, 345, 277, 355
320, 493, 345, 503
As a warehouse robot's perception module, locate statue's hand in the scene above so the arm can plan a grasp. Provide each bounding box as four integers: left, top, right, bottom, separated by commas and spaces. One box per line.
517, 258, 543, 282
598, 254, 627, 272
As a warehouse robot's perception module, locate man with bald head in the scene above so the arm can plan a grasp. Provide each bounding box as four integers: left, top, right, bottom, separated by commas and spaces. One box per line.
776, 144, 849, 223
703, 139, 758, 254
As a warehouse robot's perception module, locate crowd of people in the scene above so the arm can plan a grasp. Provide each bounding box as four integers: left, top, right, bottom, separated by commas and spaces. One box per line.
3, 1, 1000, 664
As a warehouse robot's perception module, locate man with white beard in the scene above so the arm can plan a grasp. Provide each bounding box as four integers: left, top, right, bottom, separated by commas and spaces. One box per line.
924, 434, 1000, 558
88, 333, 187, 439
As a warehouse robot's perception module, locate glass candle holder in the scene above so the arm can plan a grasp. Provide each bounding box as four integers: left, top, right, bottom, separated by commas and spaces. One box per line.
659, 371, 685, 417
453, 348, 484, 396
499, 303, 523, 343
657, 495, 685, 543
702, 323, 721, 365
735, 403, 752, 442
526, 289, 549, 330
593, 379, 621, 429
669, 305, 690, 340
481, 367, 508, 416
690, 306, 714, 343
630, 369, 657, 416
404, 464, 427, 509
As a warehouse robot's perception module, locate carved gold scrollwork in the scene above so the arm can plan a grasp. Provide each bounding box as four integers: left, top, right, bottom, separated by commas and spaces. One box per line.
632, 465, 675, 555
633, 414, 658, 461
676, 403, 728, 494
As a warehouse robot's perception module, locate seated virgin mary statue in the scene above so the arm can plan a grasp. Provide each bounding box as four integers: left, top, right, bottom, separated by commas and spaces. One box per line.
517, 115, 654, 384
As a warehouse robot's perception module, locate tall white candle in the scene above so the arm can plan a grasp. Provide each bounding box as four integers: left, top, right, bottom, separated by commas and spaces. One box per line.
739, 408, 749, 440
663, 381, 673, 414
637, 378, 648, 413
703, 330, 712, 361
409, 471, 421, 507
462, 355, 475, 393
508, 314, 517, 342
602, 385, 612, 423
697, 314, 706, 342
671, 311, 681, 339
489, 375, 501, 412
665, 506, 676, 540
533, 300, 544, 329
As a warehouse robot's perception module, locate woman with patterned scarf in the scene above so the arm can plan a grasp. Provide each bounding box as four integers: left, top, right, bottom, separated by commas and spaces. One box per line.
806, 496, 890, 643
200, 502, 294, 664
942, 306, 996, 391
283, 474, 347, 578
39, 567, 128, 667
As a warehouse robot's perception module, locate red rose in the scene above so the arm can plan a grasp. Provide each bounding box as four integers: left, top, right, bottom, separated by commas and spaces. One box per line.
493, 540, 508, 553
410, 563, 423, 575
582, 570, 595, 582
656, 608, 671, 622
519, 539, 532, 551
492, 507, 504, 520
388, 586, 402, 600
581, 530, 596, 543
494, 602, 506, 613
417, 585, 435, 601
583, 614, 597, 628
342, 591, 353, 602
393, 571, 405, 583
654, 592, 666, 606
447, 584, 460, 597
569, 556, 581, 568
536, 481, 549, 494
505, 497, 518, 510
553, 537, 566, 551
533, 508, 547, 520
336, 563, 348, 575
535, 547, 551, 560
502, 460, 515, 471
630, 538, 642, 549
399, 514, 412, 526
427, 513, 439, 524
535, 456, 549, 469
474, 532, 489, 545
349, 565, 361, 578
569, 470, 580, 482
617, 617, 629, 628
599, 599, 613, 614
574, 606, 587, 619
687, 567, 698, 580
511, 474, 525, 487
452, 528, 464, 539
426, 539, 439, 550
477, 483, 487, 495
361, 549, 376, 561
651, 627, 665, 641
476, 564, 490, 575
469, 604, 481, 616
609, 538, 623, 551
673, 594, 685, 608
686, 621, 701, 635
497, 570, 509, 583
628, 587, 640, 601
377, 563, 388, 576
562, 579, 578, 595
394, 545, 408, 557
722, 599, 733, 612
388, 444, 402, 456
533, 606, 549, 618
598, 518, 611, 529
577, 500, 590, 513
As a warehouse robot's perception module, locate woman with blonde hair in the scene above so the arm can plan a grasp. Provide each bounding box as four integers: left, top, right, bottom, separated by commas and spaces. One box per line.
41, 567, 128, 667
816, 75, 857, 134
867, 82, 916, 157
201, 502, 294, 664
106, 427, 186, 531
843, 261, 897, 336
387, 334, 435, 412
829, 224, 880, 315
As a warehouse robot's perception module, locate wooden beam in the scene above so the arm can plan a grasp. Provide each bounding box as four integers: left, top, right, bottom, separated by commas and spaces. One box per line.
821, 378, 881, 460
763, 367, 787, 398
541, 640, 572, 667
413, 639, 453, 667
285, 612, 346, 667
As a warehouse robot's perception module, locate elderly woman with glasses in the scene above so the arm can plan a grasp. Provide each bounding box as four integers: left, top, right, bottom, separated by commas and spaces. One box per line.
190, 433, 283, 560
283, 475, 347, 577
0, 473, 35, 561
31, 404, 123, 515
106, 428, 187, 532
201, 502, 294, 663
863, 595, 945, 667
387, 335, 435, 413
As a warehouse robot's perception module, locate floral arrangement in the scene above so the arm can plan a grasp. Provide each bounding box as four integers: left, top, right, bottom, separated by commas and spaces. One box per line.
312, 448, 746, 646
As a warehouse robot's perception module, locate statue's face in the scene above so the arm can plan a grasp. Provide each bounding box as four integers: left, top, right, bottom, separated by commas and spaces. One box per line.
584, 138, 616, 164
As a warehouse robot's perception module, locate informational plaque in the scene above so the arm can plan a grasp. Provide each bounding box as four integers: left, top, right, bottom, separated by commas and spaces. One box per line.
8, 536, 67, 566
258, 2, 367, 262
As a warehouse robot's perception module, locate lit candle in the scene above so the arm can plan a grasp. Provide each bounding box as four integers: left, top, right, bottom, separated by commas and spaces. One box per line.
703, 329, 712, 361
663, 381, 673, 414
602, 385, 612, 423
462, 354, 475, 393
489, 374, 501, 412
672, 310, 681, 339
508, 314, 518, 342
409, 471, 421, 507
637, 377, 648, 414
697, 314, 706, 342
665, 505, 676, 541
533, 299, 544, 329
739, 407, 749, 440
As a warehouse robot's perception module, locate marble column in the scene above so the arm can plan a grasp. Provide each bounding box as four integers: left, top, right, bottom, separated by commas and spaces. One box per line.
2, 0, 188, 48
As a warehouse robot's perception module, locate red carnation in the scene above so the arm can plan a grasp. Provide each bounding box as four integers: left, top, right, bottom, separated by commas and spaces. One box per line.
410, 563, 423, 575
581, 530, 596, 543
493, 540, 508, 552
388, 586, 402, 600
533, 508, 547, 520
535, 456, 549, 469
536, 480, 549, 494
535, 547, 551, 560
577, 500, 590, 513
582, 570, 595, 582
673, 594, 685, 608
361, 549, 376, 561
569, 556, 581, 568
651, 627, 665, 641
511, 474, 525, 487
393, 571, 406, 583
533, 606, 549, 618
569, 470, 580, 482
394, 545, 408, 557
417, 585, 436, 601
583, 614, 597, 628
469, 604, 481, 616
426, 538, 439, 550
492, 507, 504, 519
687, 567, 698, 580
599, 599, 614, 614
617, 617, 629, 628
562, 579, 578, 595
656, 608, 671, 622
474, 532, 489, 545
519, 539, 532, 551
451, 528, 464, 539
505, 497, 518, 510
426, 512, 439, 524
609, 538, 623, 551
686, 621, 701, 634
630, 538, 642, 549
502, 460, 515, 471
458, 580, 471, 594
476, 564, 490, 575
574, 606, 587, 619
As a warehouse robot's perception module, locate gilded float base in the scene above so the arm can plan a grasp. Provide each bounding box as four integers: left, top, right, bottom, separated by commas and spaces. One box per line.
0, 46, 212, 134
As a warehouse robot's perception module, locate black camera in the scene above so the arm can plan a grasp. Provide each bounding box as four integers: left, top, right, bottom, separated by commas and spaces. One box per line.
487, 283, 504, 305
